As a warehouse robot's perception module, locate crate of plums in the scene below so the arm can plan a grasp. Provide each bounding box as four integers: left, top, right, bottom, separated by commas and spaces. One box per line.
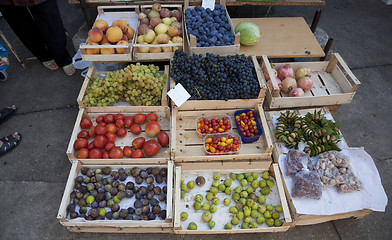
170, 51, 266, 111
184, 0, 240, 56
57, 161, 174, 233
172, 161, 292, 233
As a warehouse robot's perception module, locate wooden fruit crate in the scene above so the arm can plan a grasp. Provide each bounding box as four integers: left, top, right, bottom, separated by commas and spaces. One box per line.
133, 4, 184, 61
260, 53, 361, 109
57, 160, 174, 233
80, 6, 139, 62
170, 103, 273, 162
173, 161, 292, 233
264, 107, 372, 226
169, 55, 266, 111
184, 0, 240, 56
66, 107, 171, 164
77, 64, 169, 110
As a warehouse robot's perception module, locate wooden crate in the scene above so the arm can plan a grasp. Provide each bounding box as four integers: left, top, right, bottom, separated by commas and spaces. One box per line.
133, 4, 184, 61
66, 107, 171, 164
171, 103, 273, 162
77, 65, 169, 110
172, 161, 292, 233
264, 107, 372, 226
57, 160, 174, 233
260, 53, 361, 109
184, 0, 241, 56
169, 55, 266, 111
80, 6, 139, 62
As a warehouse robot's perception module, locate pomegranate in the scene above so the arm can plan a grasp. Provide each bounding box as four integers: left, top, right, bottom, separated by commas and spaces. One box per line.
289, 88, 305, 97
266, 77, 282, 90
295, 67, 311, 79
278, 64, 294, 80
263, 68, 278, 80
297, 77, 314, 92
281, 77, 297, 93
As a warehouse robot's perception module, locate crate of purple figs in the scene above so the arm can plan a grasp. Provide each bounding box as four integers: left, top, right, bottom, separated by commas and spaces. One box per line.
184, 0, 240, 56
260, 53, 361, 109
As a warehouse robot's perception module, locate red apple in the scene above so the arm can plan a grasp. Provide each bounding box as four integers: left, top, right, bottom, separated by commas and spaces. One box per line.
145, 121, 161, 138
143, 139, 160, 157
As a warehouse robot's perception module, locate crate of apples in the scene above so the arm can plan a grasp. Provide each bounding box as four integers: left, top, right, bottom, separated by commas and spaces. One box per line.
196, 115, 232, 137
234, 109, 262, 143
204, 134, 241, 155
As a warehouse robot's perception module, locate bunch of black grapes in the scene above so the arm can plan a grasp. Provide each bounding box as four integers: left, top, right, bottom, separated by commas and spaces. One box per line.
170, 50, 260, 101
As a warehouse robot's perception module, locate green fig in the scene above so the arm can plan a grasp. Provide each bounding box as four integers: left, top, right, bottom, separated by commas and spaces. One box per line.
251, 180, 259, 189
224, 179, 232, 187
276, 205, 283, 213
257, 216, 265, 224
187, 222, 197, 230
181, 183, 189, 193
250, 221, 258, 228
230, 173, 237, 180
246, 199, 254, 208
213, 173, 220, 180
260, 186, 271, 195
267, 179, 275, 188
264, 211, 271, 219
251, 173, 258, 180
193, 202, 202, 210
246, 186, 254, 195
229, 206, 238, 214
202, 211, 212, 222
240, 179, 248, 187
266, 218, 274, 227
259, 180, 267, 188
246, 176, 254, 182
258, 195, 266, 204
209, 205, 217, 213
251, 209, 259, 218
203, 202, 211, 211
180, 212, 188, 221
258, 205, 267, 214
244, 216, 251, 223
239, 198, 246, 205
212, 180, 220, 187
236, 174, 244, 181
181, 176, 184, 184
181, 190, 186, 199
231, 216, 240, 225
272, 212, 280, 219
223, 198, 231, 206
86, 195, 95, 205
240, 191, 248, 198
218, 184, 226, 192
224, 223, 232, 230
187, 181, 195, 189
262, 171, 270, 180
274, 219, 283, 227
194, 194, 203, 203
206, 192, 214, 201
208, 220, 215, 229
236, 211, 244, 220
244, 208, 251, 217
225, 187, 232, 195
232, 192, 240, 201
212, 197, 220, 205
210, 186, 218, 196
241, 222, 250, 229
266, 204, 274, 212
234, 186, 242, 193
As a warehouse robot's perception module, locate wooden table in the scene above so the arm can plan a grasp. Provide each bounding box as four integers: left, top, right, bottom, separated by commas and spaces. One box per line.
231, 17, 325, 58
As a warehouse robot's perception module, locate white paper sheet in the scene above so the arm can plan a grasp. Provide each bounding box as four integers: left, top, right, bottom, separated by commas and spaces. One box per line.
202, 0, 215, 10
167, 83, 191, 107
278, 148, 388, 215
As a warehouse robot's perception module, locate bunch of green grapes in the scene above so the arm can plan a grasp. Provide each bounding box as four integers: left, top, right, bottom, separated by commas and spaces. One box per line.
82, 63, 167, 107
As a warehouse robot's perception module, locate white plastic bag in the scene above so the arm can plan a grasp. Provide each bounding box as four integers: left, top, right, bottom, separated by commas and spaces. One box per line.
72, 47, 93, 77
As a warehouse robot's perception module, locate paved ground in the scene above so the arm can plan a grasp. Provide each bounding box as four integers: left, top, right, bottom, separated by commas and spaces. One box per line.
0, 0, 390, 239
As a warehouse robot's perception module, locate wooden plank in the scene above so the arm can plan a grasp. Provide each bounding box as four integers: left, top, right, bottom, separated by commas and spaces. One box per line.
272, 164, 292, 224
66, 109, 85, 160
170, 106, 178, 158
66, 226, 173, 233
173, 166, 182, 228
309, 71, 329, 96
335, 53, 361, 92
294, 209, 372, 226
166, 160, 174, 220
256, 104, 273, 153
318, 72, 344, 94
77, 66, 96, 108
231, 18, 324, 58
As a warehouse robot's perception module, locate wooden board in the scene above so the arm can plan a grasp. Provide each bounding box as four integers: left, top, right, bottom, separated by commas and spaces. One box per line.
231, 17, 325, 58
66, 107, 171, 164
171, 104, 273, 162
80, 6, 138, 62
173, 162, 292, 233
170, 56, 266, 111
260, 53, 360, 109
57, 161, 174, 232
77, 65, 169, 110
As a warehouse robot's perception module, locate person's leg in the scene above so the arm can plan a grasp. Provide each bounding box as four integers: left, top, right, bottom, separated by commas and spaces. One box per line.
0, 132, 22, 155
28, 0, 72, 68
0, 5, 53, 63
0, 105, 16, 124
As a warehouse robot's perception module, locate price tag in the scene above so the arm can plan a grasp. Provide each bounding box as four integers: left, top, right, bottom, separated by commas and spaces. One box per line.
202, 0, 215, 10
167, 83, 191, 107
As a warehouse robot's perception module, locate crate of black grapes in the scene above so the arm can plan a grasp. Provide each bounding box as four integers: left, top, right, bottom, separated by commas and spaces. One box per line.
57, 161, 174, 233
184, 1, 240, 56
170, 50, 266, 111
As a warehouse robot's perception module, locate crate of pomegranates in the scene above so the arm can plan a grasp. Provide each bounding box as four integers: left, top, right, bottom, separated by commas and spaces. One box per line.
260, 53, 361, 110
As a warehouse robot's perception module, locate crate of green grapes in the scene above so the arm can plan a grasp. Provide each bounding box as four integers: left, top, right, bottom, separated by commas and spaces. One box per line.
77, 63, 169, 111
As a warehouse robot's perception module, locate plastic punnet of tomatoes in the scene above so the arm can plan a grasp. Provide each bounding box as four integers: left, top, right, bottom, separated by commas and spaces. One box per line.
234, 109, 263, 143
195, 115, 232, 137
203, 133, 242, 155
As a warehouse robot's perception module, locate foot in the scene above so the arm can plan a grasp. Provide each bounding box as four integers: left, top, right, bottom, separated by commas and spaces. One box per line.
42, 59, 59, 70
0, 132, 22, 156
63, 63, 76, 76
0, 70, 7, 81
0, 105, 16, 124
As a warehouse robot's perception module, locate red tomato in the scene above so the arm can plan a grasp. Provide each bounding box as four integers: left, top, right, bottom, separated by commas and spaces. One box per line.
89, 148, 102, 159
87, 141, 94, 150
110, 147, 124, 159
102, 150, 110, 159
145, 121, 161, 138
77, 130, 90, 139
104, 114, 115, 123
96, 115, 104, 124
131, 149, 144, 158
134, 113, 146, 125
157, 131, 169, 147
93, 135, 108, 149
123, 146, 133, 157
115, 119, 125, 128
80, 118, 93, 129
106, 132, 117, 143
95, 125, 107, 135
114, 113, 125, 121
130, 124, 142, 135
89, 126, 96, 138
143, 139, 160, 157
74, 138, 88, 150
132, 137, 145, 149
104, 142, 115, 151
106, 123, 117, 133
146, 112, 158, 122
98, 122, 106, 126
76, 148, 89, 158
124, 116, 134, 128
116, 127, 127, 138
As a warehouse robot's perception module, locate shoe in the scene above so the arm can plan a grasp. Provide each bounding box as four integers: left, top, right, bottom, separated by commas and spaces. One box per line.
42, 59, 59, 70
0, 70, 7, 81
63, 63, 76, 76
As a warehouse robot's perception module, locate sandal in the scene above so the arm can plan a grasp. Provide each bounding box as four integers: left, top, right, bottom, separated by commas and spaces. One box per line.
0, 132, 22, 156
63, 63, 76, 76
42, 59, 59, 70
0, 105, 16, 124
